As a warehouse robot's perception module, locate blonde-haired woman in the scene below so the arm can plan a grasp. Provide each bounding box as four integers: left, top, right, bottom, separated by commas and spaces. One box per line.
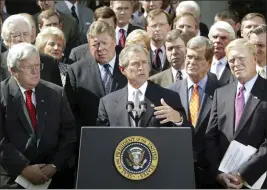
35, 26, 69, 86
125, 29, 150, 51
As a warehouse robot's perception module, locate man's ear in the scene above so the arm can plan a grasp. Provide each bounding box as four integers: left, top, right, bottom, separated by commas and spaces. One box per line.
38, 24, 42, 31
119, 66, 125, 73
59, 23, 63, 30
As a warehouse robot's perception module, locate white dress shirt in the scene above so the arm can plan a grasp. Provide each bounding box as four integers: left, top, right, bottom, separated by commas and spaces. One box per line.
16, 81, 36, 106
115, 24, 129, 45
236, 74, 258, 104
150, 42, 166, 69
64, 0, 79, 18
171, 67, 187, 81
210, 56, 228, 79
128, 81, 148, 103
98, 55, 116, 81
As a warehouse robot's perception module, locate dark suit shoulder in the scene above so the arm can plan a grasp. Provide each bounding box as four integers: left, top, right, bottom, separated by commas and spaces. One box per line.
101, 86, 125, 102
39, 79, 63, 92
128, 23, 144, 32
70, 58, 93, 72
149, 81, 179, 97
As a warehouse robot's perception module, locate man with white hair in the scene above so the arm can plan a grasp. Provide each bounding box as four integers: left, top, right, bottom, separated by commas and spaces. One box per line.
209, 21, 236, 85
175, 0, 209, 38
0, 43, 76, 188
0, 14, 62, 86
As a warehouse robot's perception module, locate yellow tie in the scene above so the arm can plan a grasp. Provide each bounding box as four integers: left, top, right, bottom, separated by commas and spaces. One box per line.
189, 84, 200, 127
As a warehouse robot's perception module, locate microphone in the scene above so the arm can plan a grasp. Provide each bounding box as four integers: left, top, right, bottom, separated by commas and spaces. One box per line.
137, 101, 147, 127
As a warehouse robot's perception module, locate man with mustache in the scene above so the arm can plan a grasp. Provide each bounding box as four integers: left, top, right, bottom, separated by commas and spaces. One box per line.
149, 29, 187, 87
209, 21, 236, 86
146, 9, 171, 76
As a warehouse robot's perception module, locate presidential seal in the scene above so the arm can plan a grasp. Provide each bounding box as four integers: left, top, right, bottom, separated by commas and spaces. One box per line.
114, 136, 158, 180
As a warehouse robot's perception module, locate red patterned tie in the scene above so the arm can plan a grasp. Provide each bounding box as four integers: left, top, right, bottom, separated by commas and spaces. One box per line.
25, 90, 37, 132
119, 29, 125, 47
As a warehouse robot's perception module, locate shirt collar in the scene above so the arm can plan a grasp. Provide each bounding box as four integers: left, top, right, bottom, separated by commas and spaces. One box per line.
187, 74, 208, 90
115, 24, 129, 34
256, 64, 266, 72
64, 1, 78, 12
128, 81, 148, 97
237, 74, 258, 93
98, 54, 116, 71
171, 66, 187, 80
15, 78, 36, 94
212, 56, 227, 66
150, 41, 165, 54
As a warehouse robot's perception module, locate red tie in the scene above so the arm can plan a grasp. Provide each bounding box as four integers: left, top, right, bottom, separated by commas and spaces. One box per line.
119, 29, 125, 47
25, 90, 37, 132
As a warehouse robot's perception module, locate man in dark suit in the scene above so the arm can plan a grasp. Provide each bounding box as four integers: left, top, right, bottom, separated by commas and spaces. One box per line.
208, 21, 236, 86
110, 0, 143, 48
68, 6, 122, 64
55, 0, 94, 45
149, 29, 187, 87
0, 14, 62, 86
0, 43, 76, 188
98, 44, 192, 129
64, 21, 127, 141
35, 1, 80, 61
206, 38, 267, 189
168, 36, 222, 188
146, 9, 171, 76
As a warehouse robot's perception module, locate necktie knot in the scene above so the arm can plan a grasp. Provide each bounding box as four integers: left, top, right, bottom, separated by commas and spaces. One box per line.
25, 90, 32, 98
71, 5, 75, 11
155, 48, 162, 54
119, 29, 125, 34
193, 84, 198, 90
103, 63, 110, 70
175, 70, 183, 81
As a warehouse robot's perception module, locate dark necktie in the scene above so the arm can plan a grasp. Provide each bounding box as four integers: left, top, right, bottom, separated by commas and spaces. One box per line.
235, 85, 245, 128
103, 64, 113, 94
153, 48, 162, 71
175, 70, 183, 82
71, 5, 79, 23
119, 29, 126, 47
25, 90, 37, 132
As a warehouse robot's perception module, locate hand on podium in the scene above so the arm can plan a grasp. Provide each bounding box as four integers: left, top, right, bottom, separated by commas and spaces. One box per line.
154, 98, 183, 124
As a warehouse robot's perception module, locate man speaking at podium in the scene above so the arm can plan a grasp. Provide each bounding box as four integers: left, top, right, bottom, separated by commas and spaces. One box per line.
97, 44, 191, 128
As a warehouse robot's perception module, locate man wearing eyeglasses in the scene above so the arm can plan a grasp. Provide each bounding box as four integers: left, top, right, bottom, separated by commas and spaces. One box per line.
0, 14, 62, 86
146, 9, 171, 76
0, 43, 76, 188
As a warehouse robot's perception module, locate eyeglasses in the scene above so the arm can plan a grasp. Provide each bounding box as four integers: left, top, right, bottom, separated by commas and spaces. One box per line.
10, 32, 30, 40
19, 63, 44, 73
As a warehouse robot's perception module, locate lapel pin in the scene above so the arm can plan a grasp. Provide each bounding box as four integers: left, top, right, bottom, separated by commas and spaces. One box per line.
150, 104, 155, 108
41, 100, 44, 103
209, 95, 213, 99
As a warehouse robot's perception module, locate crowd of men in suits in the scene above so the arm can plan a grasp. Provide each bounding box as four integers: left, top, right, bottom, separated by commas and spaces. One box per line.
0, 0, 266, 189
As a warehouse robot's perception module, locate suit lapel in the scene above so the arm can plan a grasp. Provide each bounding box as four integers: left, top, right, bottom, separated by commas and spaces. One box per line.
164, 68, 173, 85
195, 75, 215, 132
115, 86, 130, 126
9, 78, 33, 136
220, 63, 231, 85
127, 23, 134, 35
141, 82, 157, 127
225, 82, 238, 140
35, 82, 49, 139
111, 55, 125, 92
234, 77, 263, 138
89, 61, 105, 97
